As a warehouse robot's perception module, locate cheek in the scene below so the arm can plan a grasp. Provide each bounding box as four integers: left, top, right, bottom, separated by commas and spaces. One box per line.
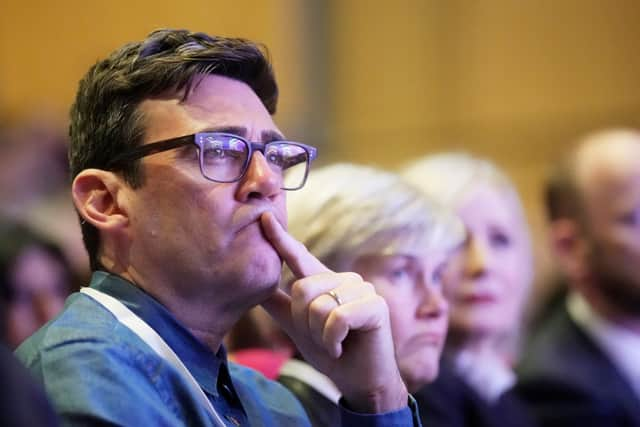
441, 258, 464, 292
609, 232, 640, 259
489, 238, 529, 282
389, 314, 412, 346
387, 296, 418, 340
187, 185, 236, 230
372, 285, 411, 333
7, 303, 37, 330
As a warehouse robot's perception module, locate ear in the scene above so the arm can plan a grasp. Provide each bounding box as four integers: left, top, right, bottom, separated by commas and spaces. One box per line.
72, 169, 130, 233
549, 218, 589, 284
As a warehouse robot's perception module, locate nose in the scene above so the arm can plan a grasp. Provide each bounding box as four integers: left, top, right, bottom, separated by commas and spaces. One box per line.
416, 279, 449, 320
464, 235, 488, 279
235, 151, 282, 202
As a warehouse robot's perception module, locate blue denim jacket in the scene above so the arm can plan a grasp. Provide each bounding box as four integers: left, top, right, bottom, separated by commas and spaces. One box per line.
16, 271, 421, 426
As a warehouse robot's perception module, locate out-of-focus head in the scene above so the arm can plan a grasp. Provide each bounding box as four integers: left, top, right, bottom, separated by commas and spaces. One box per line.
402, 153, 533, 346
546, 129, 640, 318
286, 163, 465, 392
0, 221, 72, 348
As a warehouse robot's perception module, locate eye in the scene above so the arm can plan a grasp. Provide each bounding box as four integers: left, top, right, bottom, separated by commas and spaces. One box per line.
381, 257, 417, 284
267, 151, 283, 166
431, 262, 447, 285
202, 139, 225, 157
202, 137, 246, 163
617, 210, 640, 226
489, 229, 511, 249
266, 144, 307, 170
388, 268, 410, 281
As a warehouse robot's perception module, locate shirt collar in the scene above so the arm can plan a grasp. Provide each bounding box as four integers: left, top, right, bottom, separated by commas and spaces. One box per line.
452, 348, 515, 403
90, 270, 226, 397
567, 292, 640, 398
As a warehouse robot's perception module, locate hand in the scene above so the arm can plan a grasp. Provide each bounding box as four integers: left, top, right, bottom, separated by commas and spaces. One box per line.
259, 212, 408, 413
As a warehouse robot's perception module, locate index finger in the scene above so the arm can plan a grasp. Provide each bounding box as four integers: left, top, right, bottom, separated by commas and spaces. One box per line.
261, 211, 330, 278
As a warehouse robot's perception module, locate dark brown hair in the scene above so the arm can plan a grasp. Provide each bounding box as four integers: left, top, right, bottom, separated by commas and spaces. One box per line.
544, 154, 584, 223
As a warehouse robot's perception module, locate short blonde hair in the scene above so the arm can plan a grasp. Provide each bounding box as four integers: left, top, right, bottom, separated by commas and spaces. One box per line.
286, 163, 465, 274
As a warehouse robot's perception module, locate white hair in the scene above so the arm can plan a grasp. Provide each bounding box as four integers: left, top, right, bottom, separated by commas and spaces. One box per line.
286, 163, 465, 274
402, 152, 522, 212
401, 151, 532, 268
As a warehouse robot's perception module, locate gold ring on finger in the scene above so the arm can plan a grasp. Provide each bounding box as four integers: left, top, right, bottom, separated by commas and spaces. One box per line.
326, 290, 343, 306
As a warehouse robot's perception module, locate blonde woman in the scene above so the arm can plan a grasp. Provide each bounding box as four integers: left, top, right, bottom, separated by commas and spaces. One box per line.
277, 163, 465, 427
402, 153, 535, 427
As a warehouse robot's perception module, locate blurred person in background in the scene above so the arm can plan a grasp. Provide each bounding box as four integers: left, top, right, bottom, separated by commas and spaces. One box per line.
516, 129, 640, 427
0, 221, 63, 427
0, 118, 89, 281
225, 306, 295, 380
0, 118, 68, 215
279, 163, 466, 426
0, 220, 74, 349
402, 153, 536, 427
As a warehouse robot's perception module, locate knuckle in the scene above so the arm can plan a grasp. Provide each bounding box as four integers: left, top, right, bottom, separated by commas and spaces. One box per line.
361, 280, 376, 294
342, 271, 363, 283
329, 309, 349, 332
309, 296, 329, 314
371, 294, 389, 311
290, 278, 313, 301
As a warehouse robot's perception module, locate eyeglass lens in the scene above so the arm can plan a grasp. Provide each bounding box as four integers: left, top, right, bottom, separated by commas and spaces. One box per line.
198, 134, 309, 189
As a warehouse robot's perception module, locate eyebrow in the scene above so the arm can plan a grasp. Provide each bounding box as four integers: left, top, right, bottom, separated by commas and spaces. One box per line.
198, 126, 286, 142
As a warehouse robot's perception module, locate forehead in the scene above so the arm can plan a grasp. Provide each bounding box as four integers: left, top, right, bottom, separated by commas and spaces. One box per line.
138, 74, 280, 142
358, 232, 453, 264
11, 246, 66, 290
457, 184, 522, 231
578, 140, 640, 213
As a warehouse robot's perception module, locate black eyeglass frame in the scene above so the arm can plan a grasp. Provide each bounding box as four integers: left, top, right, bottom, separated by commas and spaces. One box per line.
105, 132, 318, 190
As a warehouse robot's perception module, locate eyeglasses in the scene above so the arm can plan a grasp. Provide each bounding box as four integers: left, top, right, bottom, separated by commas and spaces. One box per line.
106, 132, 318, 190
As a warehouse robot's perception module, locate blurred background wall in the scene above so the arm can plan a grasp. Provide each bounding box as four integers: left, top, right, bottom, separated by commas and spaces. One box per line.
1, 0, 640, 308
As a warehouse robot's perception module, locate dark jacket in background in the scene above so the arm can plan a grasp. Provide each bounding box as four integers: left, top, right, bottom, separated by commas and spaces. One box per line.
415, 359, 536, 427
516, 303, 640, 427
1, 344, 59, 427
278, 374, 340, 427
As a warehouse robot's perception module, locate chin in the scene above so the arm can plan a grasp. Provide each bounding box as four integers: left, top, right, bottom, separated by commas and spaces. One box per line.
243, 252, 282, 288
401, 364, 438, 392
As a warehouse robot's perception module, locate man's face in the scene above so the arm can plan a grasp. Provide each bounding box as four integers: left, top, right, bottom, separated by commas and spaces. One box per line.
579, 142, 640, 315
445, 185, 531, 340
122, 75, 286, 306
351, 249, 450, 392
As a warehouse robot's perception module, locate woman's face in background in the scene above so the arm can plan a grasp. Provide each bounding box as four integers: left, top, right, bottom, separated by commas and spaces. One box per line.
6, 245, 69, 348
444, 184, 532, 345
352, 246, 450, 392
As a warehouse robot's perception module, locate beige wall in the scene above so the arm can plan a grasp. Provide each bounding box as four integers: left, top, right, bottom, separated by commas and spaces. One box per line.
328, 0, 640, 164
0, 0, 309, 134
